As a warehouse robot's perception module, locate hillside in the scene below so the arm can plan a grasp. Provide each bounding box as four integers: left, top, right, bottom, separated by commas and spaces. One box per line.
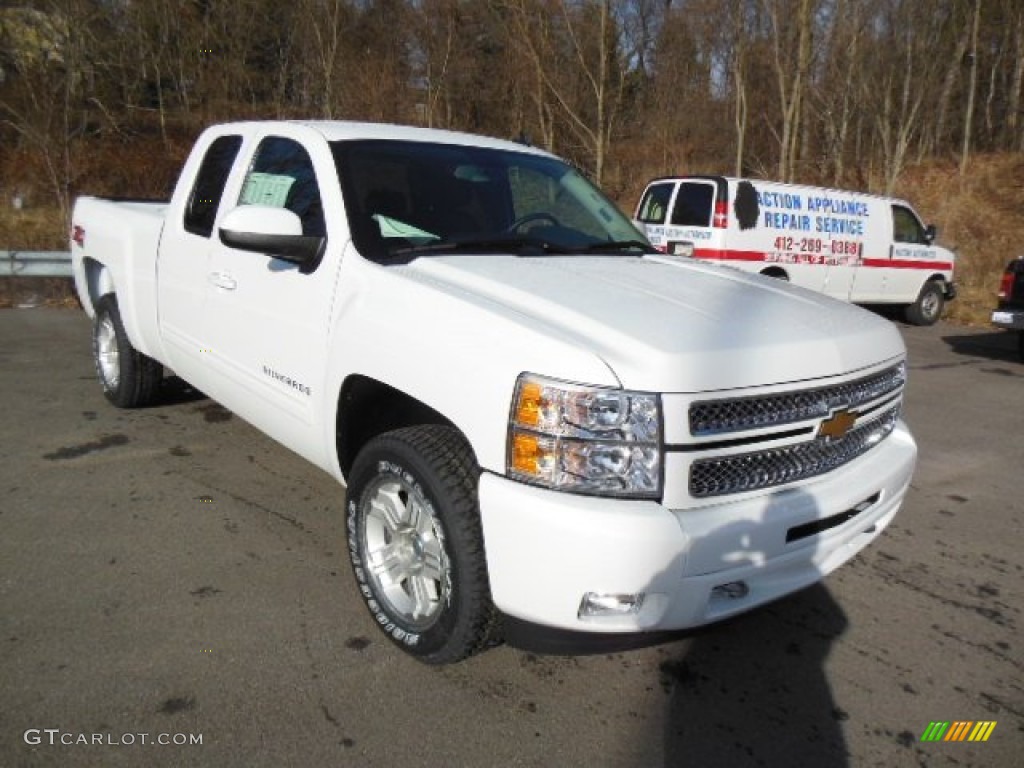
893, 153, 1024, 325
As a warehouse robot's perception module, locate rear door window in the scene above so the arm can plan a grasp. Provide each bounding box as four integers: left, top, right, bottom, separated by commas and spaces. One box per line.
184, 134, 243, 237
670, 182, 715, 227
635, 182, 674, 224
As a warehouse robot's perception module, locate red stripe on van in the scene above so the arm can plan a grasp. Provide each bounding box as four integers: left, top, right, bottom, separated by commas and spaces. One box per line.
693, 249, 953, 272
693, 248, 766, 262
862, 257, 954, 271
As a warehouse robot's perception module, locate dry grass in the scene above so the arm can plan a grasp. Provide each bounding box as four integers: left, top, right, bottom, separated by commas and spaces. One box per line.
0, 208, 78, 309
0, 277, 79, 309
894, 153, 1024, 325
0, 206, 68, 250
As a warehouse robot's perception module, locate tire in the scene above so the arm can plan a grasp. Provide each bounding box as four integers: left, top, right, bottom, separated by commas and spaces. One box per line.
92, 294, 163, 408
345, 425, 500, 664
905, 280, 945, 326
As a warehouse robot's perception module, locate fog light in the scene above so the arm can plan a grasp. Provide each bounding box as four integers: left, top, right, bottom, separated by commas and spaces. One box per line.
578, 592, 645, 618
711, 581, 749, 600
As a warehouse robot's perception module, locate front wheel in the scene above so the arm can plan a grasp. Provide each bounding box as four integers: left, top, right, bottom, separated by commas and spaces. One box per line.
905, 281, 945, 326
92, 294, 163, 407
345, 425, 500, 664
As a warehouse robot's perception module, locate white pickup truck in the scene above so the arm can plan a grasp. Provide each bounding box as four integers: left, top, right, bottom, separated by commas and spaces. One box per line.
71, 120, 917, 664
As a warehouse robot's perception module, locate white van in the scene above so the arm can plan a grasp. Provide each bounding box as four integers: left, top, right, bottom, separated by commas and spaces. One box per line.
633, 176, 957, 325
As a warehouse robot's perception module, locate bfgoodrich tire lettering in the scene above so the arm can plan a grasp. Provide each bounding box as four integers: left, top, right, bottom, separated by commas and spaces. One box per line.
345, 425, 500, 664
92, 294, 162, 408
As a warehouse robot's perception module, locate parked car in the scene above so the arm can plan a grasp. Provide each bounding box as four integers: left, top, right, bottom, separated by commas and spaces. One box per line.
633, 175, 957, 325
991, 257, 1024, 361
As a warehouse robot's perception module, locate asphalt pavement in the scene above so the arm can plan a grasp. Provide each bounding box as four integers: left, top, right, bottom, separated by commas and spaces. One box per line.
0, 308, 1020, 767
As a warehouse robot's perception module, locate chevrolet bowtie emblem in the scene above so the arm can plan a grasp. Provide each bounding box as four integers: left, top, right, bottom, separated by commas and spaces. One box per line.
818, 409, 856, 440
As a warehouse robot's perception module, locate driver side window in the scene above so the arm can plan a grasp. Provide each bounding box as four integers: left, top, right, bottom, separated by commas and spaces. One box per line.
892, 205, 925, 244
240, 137, 326, 238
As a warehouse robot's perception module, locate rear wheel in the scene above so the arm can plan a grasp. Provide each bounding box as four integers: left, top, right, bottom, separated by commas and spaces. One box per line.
345, 425, 500, 664
905, 280, 945, 326
92, 295, 162, 407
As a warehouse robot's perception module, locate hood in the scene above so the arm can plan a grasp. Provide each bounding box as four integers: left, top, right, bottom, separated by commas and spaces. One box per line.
401, 253, 905, 393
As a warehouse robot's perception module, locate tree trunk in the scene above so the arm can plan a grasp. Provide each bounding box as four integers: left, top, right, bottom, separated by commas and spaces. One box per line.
960, 0, 981, 177
1008, 6, 1024, 150
732, 0, 748, 177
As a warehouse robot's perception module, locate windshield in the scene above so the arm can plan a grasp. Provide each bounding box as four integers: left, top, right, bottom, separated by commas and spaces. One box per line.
331, 139, 650, 262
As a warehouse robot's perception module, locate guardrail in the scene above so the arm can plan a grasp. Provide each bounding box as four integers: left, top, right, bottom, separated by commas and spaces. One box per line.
0, 251, 72, 277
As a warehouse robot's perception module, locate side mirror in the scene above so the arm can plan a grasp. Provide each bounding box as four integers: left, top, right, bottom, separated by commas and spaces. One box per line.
924, 224, 937, 244
218, 205, 325, 271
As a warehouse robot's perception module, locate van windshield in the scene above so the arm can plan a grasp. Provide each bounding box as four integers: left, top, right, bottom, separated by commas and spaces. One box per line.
331, 140, 650, 262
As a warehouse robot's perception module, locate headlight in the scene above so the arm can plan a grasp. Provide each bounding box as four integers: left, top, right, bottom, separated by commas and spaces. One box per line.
507, 373, 662, 498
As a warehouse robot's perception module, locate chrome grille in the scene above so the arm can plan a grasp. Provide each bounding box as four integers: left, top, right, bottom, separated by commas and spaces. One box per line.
689, 405, 900, 498
690, 363, 905, 436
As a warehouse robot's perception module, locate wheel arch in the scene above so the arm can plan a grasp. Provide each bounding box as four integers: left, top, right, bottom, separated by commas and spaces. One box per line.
335, 374, 457, 479
760, 266, 789, 281
80, 257, 116, 316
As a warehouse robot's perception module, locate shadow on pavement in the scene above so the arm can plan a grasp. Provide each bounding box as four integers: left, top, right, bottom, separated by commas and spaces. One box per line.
157, 374, 208, 405
660, 584, 849, 768
942, 329, 1022, 365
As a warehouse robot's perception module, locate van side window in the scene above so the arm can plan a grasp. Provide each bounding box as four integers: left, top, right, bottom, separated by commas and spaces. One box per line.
636, 183, 674, 224
892, 205, 926, 244
240, 137, 326, 238
184, 134, 243, 237
671, 183, 714, 227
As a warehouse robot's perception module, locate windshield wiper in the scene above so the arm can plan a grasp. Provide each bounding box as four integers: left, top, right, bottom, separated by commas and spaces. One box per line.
579, 239, 653, 254
390, 235, 572, 257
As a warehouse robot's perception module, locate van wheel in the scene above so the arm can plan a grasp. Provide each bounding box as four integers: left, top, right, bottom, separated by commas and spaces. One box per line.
345, 425, 500, 664
761, 268, 789, 281
92, 295, 163, 408
905, 281, 945, 326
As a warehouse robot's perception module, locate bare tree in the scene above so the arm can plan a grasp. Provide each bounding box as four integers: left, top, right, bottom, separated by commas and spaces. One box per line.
761, 0, 815, 182
1009, 2, 1024, 150
505, 0, 629, 184
960, 0, 981, 176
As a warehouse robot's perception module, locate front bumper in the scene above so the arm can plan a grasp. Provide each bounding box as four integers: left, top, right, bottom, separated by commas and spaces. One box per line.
991, 308, 1024, 330
478, 420, 917, 635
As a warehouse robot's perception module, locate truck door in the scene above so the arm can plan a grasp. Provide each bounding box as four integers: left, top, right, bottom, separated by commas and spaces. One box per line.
888, 204, 936, 302
157, 133, 243, 381
204, 134, 335, 436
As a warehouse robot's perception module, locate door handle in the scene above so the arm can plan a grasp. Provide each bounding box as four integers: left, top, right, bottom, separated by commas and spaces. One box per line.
208, 271, 237, 291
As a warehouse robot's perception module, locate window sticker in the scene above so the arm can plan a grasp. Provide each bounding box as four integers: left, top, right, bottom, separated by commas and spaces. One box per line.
240, 172, 295, 207
373, 214, 437, 242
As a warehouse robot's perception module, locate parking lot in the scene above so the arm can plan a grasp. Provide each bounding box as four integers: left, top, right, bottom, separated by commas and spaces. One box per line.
0, 308, 1020, 767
